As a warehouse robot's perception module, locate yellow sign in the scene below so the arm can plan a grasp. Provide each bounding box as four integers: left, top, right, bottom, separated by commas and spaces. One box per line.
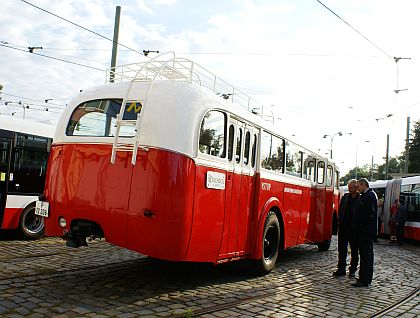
0, 172, 5, 182
126, 101, 142, 114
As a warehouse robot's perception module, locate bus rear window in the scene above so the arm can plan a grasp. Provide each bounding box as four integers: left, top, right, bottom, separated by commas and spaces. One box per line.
66, 99, 138, 137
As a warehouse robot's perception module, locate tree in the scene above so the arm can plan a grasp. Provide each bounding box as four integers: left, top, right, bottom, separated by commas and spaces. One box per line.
340, 164, 372, 185
407, 120, 420, 173
377, 156, 404, 178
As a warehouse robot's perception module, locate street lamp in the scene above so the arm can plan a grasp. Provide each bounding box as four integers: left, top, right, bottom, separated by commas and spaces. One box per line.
323, 132, 343, 160
355, 140, 370, 179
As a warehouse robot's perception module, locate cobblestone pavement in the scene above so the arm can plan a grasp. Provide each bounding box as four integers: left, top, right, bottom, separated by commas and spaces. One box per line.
0, 234, 418, 318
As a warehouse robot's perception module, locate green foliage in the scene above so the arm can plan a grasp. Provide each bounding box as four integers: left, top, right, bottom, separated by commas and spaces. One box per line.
408, 121, 420, 172
341, 119, 420, 184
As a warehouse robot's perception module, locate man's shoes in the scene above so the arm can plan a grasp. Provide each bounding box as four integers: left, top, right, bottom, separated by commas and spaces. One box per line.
351, 281, 369, 287
348, 271, 356, 277
332, 270, 346, 277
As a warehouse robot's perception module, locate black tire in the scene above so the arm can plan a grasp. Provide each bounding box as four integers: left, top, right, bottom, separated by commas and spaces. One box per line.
317, 239, 331, 251
18, 202, 45, 239
253, 211, 280, 275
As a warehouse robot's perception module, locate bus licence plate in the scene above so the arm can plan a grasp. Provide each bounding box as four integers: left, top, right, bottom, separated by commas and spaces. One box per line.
35, 201, 49, 217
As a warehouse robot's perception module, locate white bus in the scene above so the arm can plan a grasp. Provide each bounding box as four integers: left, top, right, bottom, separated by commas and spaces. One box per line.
340, 176, 420, 240
0, 117, 55, 238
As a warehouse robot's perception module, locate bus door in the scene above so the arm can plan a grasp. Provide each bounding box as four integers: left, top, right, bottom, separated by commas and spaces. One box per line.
224, 119, 244, 257
235, 125, 258, 255
0, 135, 12, 226
224, 119, 257, 257
313, 159, 327, 242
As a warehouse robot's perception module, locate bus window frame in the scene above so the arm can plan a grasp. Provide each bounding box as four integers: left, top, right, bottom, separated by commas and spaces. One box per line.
198, 110, 227, 160
317, 161, 325, 184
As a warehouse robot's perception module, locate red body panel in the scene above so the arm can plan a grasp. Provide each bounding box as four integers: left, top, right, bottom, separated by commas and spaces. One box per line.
44, 144, 337, 264
404, 226, 420, 241
2, 207, 21, 229
45, 144, 195, 261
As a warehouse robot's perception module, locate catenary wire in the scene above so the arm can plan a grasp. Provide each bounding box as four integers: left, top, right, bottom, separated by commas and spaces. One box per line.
315, 0, 393, 60
20, 0, 144, 56
1, 92, 67, 108
0, 43, 104, 71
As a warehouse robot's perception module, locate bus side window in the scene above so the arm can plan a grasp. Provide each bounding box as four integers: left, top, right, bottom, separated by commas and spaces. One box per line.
285, 141, 303, 177
317, 161, 325, 184
244, 131, 250, 165
251, 133, 257, 168
199, 111, 226, 158
403, 182, 420, 222
228, 124, 235, 161
305, 160, 316, 182
326, 165, 333, 187
260, 131, 284, 172
236, 127, 243, 163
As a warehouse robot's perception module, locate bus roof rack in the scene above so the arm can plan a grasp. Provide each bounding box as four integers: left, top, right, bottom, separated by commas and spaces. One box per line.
105, 51, 267, 118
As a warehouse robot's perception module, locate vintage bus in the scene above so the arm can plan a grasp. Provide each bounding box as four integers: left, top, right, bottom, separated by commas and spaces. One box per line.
39, 53, 340, 274
340, 176, 420, 241
0, 117, 54, 239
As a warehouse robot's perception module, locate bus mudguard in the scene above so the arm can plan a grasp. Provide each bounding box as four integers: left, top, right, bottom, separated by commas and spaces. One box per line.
251, 196, 284, 259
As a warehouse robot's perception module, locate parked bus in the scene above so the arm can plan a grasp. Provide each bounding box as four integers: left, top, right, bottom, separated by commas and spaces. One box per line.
39, 52, 340, 274
0, 117, 54, 239
340, 176, 420, 240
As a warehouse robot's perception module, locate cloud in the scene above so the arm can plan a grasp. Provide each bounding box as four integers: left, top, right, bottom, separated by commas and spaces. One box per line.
2, 0, 420, 173
153, 0, 178, 5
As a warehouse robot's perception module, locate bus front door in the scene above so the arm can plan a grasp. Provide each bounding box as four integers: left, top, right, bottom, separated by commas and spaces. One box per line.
226, 121, 257, 257
0, 136, 12, 227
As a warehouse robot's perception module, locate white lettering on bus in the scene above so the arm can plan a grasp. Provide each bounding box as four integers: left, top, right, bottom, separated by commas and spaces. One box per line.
206, 171, 226, 190
261, 182, 271, 191
284, 187, 302, 195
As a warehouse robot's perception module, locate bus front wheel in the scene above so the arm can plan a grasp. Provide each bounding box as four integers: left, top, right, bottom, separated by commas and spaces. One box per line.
18, 203, 45, 239
253, 211, 280, 276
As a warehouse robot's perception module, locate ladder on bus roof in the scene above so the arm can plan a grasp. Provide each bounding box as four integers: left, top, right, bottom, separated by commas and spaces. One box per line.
110, 51, 192, 165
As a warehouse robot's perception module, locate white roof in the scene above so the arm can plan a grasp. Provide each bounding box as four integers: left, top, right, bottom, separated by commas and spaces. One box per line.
0, 116, 55, 138
401, 175, 420, 185
55, 80, 327, 162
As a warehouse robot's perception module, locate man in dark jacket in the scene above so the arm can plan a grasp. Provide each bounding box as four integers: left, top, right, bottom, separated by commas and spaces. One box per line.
333, 179, 360, 277
351, 178, 378, 287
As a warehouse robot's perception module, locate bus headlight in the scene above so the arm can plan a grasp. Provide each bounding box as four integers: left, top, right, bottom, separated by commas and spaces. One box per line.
58, 217, 67, 228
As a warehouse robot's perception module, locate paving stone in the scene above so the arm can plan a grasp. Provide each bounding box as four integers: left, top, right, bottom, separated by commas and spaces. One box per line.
0, 237, 418, 317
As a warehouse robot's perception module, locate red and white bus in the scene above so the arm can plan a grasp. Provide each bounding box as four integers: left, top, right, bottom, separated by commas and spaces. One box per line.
0, 117, 54, 239
40, 53, 340, 274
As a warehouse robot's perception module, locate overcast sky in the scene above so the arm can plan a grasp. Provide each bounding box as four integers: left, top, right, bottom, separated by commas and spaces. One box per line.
1, 0, 420, 175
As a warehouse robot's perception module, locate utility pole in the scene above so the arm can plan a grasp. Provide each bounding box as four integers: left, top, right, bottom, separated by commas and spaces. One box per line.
370, 155, 374, 181
109, 6, 121, 83
404, 116, 410, 174
385, 134, 389, 180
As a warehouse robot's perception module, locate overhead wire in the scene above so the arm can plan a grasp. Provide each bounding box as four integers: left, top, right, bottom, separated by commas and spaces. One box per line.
20, 0, 144, 56
315, 0, 393, 60
0, 92, 67, 108
0, 43, 104, 71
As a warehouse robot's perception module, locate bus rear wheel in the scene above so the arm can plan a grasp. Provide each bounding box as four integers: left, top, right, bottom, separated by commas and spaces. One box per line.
18, 203, 45, 239
253, 211, 280, 276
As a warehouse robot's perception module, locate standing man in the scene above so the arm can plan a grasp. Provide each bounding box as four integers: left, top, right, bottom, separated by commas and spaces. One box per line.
333, 179, 360, 277
352, 178, 378, 287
